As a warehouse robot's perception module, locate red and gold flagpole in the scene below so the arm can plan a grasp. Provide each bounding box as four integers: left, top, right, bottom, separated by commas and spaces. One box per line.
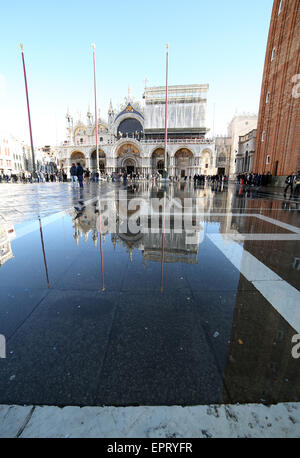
92, 43, 100, 176
20, 44, 36, 173
163, 44, 169, 178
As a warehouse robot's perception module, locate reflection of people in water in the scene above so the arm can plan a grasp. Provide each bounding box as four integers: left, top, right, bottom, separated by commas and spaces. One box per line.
127, 183, 139, 193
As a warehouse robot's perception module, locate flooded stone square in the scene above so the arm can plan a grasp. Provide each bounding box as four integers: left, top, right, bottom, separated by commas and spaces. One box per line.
0, 181, 300, 407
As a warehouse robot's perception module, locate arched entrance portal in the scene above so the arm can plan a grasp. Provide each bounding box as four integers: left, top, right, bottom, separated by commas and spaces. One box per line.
70, 151, 86, 168
201, 149, 212, 175
123, 158, 137, 175
91, 150, 106, 172
116, 142, 141, 174
152, 148, 168, 175
175, 148, 193, 178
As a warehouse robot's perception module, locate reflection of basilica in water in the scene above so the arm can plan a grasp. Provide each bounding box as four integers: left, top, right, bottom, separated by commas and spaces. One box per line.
70, 182, 237, 265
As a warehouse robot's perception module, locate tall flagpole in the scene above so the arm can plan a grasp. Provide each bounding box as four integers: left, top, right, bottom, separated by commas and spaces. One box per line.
92, 43, 100, 176
20, 44, 36, 174
164, 44, 169, 179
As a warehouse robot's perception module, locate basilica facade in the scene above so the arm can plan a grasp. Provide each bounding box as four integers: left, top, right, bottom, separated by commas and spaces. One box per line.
57, 84, 216, 178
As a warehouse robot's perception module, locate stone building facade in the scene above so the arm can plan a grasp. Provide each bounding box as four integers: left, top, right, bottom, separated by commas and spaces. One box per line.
0, 132, 57, 177
0, 133, 25, 176
253, 0, 300, 184
227, 114, 258, 177
236, 129, 257, 174
214, 136, 232, 177
57, 84, 216, 178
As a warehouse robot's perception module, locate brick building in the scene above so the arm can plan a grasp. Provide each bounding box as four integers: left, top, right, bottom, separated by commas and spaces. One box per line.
253, 0, 300, 185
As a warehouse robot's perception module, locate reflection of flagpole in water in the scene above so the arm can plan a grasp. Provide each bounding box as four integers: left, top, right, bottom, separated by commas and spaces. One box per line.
38, 216, 50, 288
98, 202, 105, 292
163, 44, 169, 178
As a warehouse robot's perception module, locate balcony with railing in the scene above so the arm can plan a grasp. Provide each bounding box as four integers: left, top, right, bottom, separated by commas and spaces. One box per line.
60, 136, 215, 148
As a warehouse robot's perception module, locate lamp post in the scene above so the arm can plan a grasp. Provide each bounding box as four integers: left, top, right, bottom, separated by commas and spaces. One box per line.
92, 43, 100, 176
20, 44, 36, 174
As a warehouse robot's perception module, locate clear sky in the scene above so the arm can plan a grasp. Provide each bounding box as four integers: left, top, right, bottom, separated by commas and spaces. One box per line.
0, 0, 274, 146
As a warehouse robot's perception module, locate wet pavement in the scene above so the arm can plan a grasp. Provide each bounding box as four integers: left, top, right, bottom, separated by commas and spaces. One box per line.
0, 181, 300, 407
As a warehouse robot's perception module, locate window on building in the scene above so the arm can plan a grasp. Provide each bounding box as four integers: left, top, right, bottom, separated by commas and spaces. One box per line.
266, 155, 271, 165
262, 131, 265, 142
278, 0, 283, 15
266, 91, 270, 104
271, 48, 276, 61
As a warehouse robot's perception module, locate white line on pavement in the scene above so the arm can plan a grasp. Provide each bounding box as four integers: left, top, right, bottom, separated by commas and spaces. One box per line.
208, 233, 300, 333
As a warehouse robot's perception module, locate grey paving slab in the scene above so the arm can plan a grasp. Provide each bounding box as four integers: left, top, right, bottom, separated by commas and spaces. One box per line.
95, 291, 222, 406
0, 287, 49, 338
0, 290, 120, 406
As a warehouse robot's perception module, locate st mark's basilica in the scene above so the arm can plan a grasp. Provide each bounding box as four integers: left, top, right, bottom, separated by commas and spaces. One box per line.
57, 84, 216, 178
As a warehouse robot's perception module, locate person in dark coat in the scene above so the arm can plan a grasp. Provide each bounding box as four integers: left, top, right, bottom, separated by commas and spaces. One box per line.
76, 163, 84, 188
294, 171, 300, 198
70, 163, 77, 185
284, 172, 295, 198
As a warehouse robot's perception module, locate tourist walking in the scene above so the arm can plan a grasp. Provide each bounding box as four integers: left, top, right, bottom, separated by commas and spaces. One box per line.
76, 163, 84, 188
294, 171, 300, 198
85, 168, 91, 184
70, 163, 77, 185
284, 172, 295, 198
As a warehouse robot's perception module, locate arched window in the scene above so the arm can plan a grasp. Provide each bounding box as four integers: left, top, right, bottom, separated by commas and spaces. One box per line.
278, 0, 283, 15
118, 118, 143, 138
271, 48, 276, 62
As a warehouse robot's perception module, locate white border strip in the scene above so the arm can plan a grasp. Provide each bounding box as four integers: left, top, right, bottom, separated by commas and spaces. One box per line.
208, 233, 300, 333
0, 403, 299, 438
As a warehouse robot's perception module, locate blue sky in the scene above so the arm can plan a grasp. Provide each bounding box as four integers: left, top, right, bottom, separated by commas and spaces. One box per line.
0, 0, 273, 145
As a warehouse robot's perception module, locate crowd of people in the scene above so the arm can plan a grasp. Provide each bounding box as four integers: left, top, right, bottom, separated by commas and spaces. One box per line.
234, 171, 300, 198
236, 172, 273, 187
2, 165, 300, 199
0, 170, 68, 184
